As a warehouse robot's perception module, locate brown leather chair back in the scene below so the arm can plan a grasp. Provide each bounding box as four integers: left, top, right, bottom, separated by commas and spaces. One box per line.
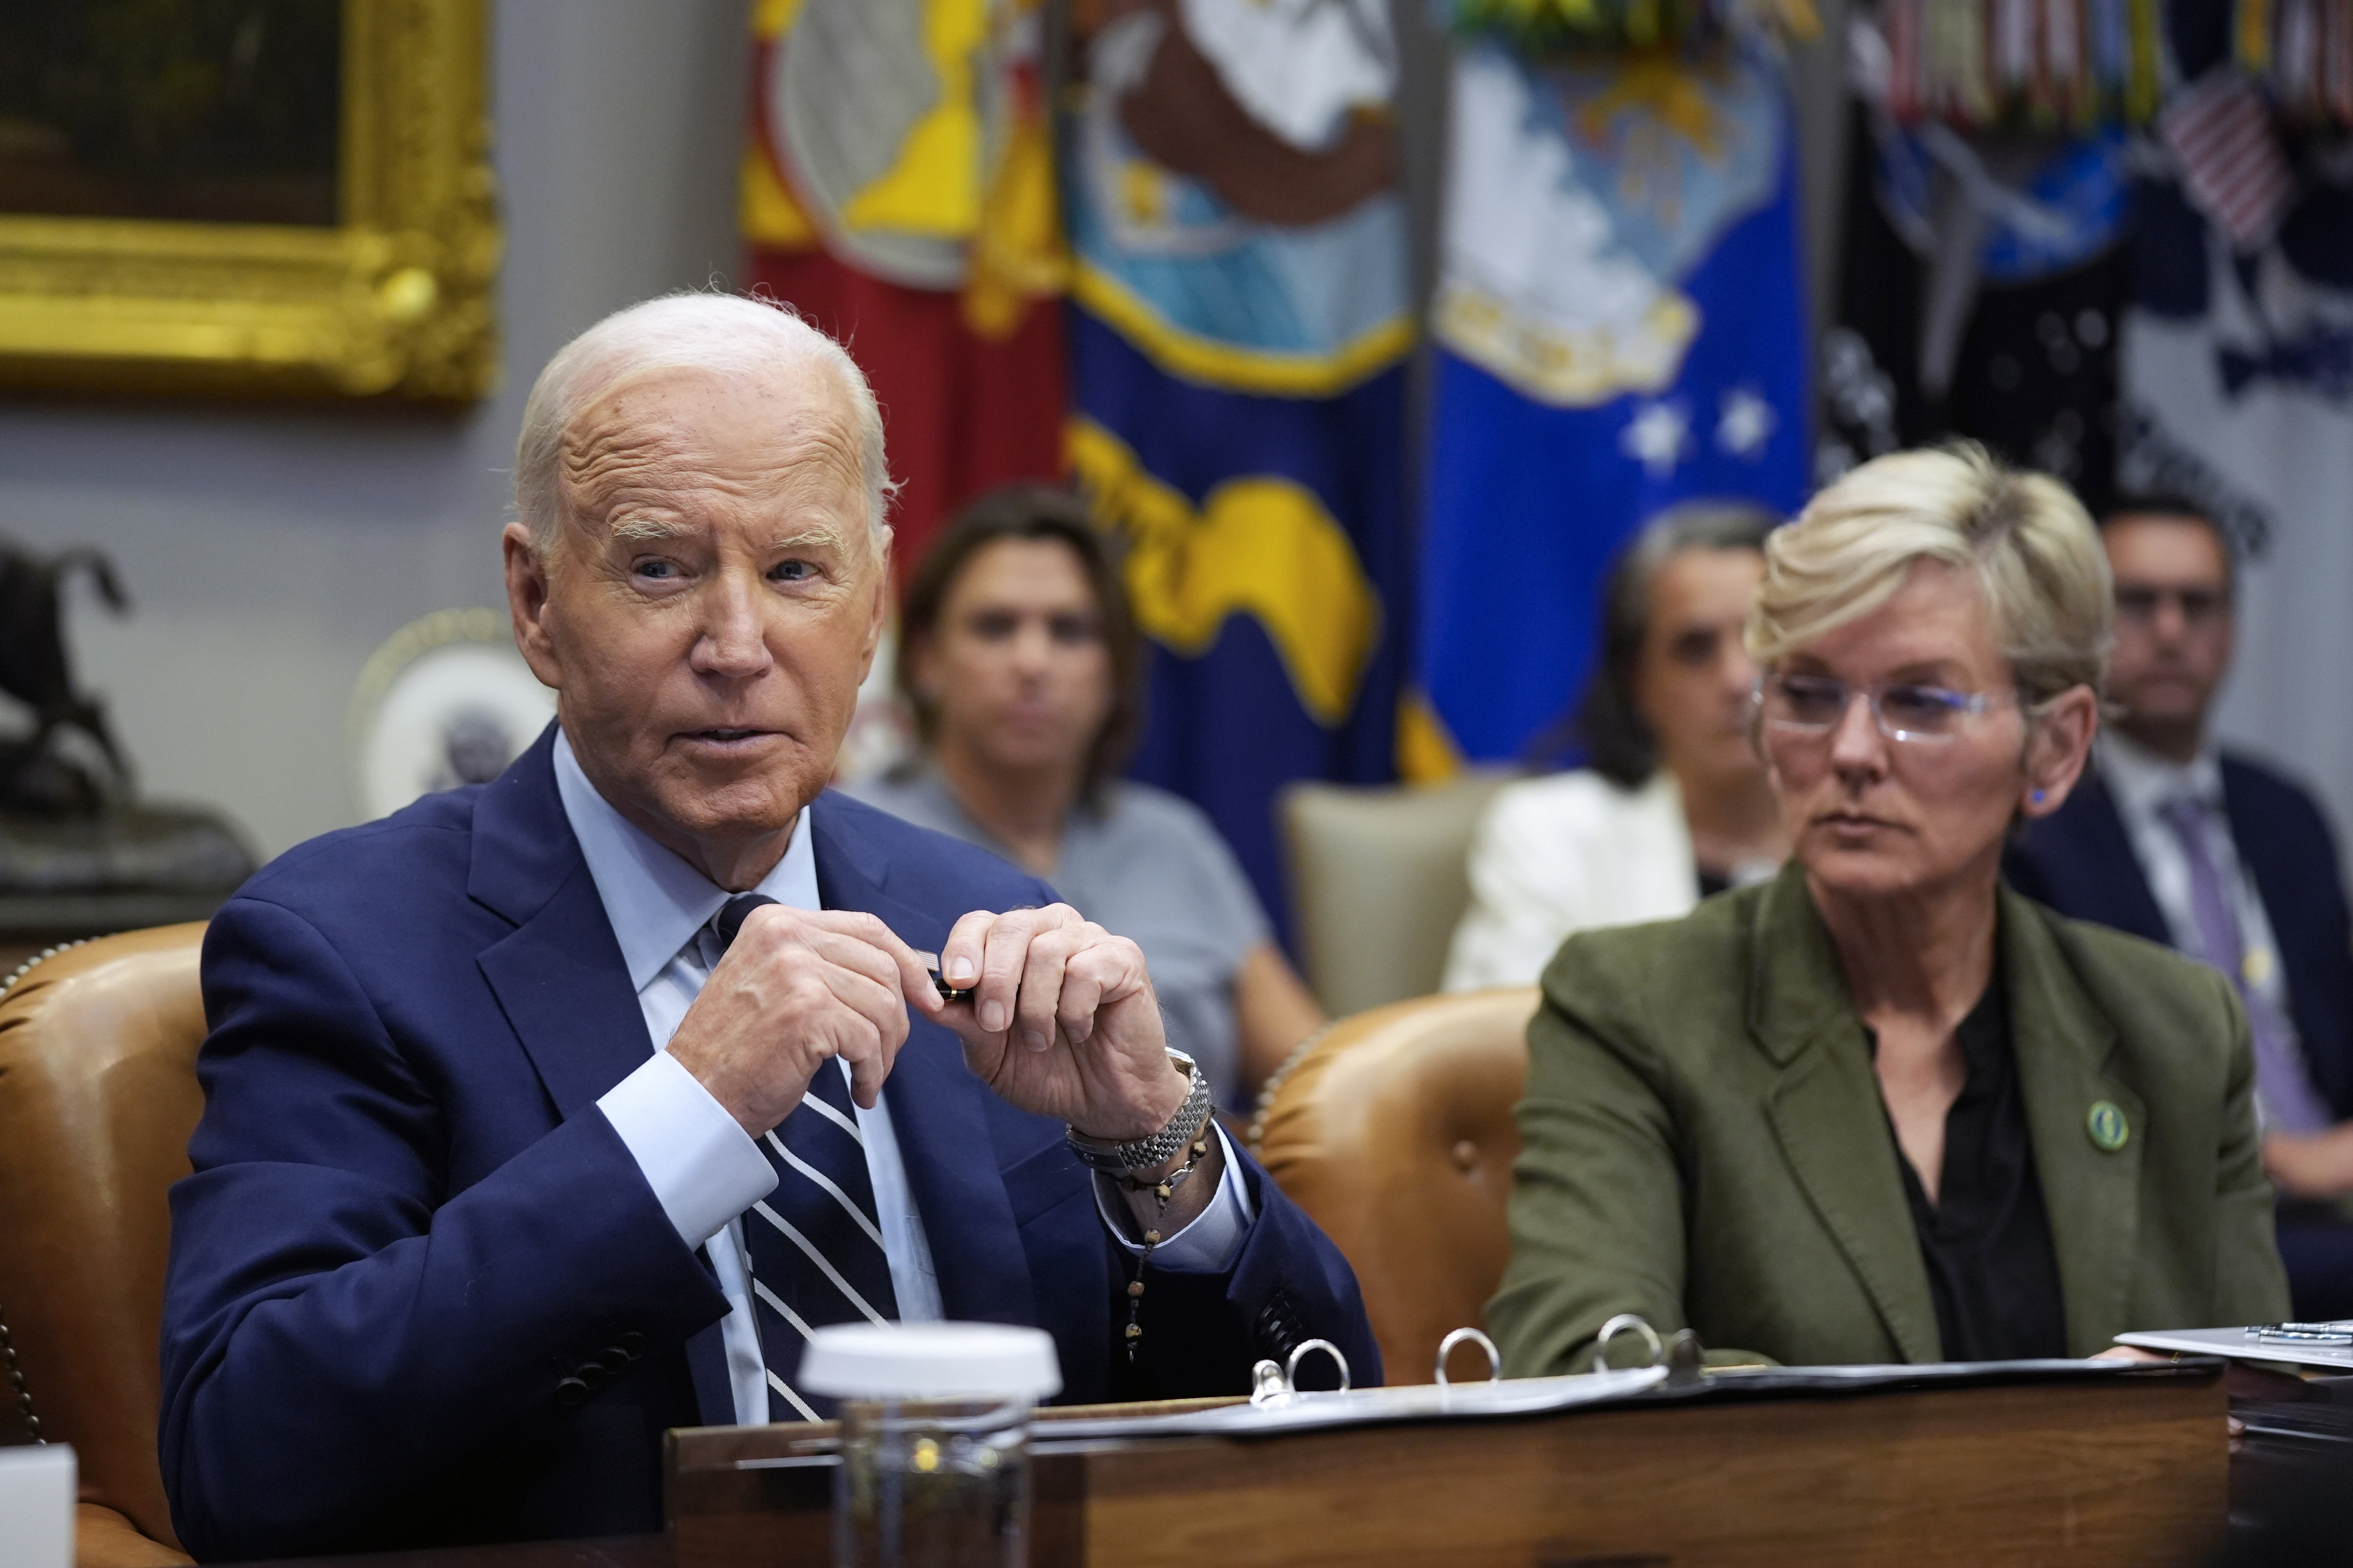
0, 926, 209, 1567
1250, 987, 1538, 1387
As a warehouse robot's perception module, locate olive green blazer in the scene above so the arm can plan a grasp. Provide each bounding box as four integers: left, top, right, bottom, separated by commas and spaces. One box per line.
1489, 863, 2290, 1373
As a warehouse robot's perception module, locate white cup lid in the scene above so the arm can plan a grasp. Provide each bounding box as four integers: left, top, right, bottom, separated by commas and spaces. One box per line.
798, 1322, 1063, 1401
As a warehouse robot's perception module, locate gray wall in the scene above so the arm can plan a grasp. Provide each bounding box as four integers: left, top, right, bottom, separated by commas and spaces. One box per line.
0, 0, 752, 859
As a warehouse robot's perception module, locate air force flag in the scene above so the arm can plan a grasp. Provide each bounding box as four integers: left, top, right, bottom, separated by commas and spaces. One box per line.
1408, 41, 1811, 774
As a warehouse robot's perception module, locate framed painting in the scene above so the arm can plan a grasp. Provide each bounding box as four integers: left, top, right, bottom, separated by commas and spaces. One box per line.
0, 0, 498, 401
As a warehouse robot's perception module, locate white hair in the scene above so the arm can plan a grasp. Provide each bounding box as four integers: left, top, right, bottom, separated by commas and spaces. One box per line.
512, 292, 897, 560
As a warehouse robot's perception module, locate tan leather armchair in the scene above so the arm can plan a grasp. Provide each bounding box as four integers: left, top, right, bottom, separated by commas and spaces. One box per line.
1250, 987, 1539, 1387
0, 926, 208, 1568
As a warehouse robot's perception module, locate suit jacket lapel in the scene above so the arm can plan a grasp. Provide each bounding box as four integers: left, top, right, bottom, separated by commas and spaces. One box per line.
2220, 760, 2300, 963
2001, 885, 2145, 1357
810, 795, 1039, 1328
468, 729, 656, 1121
468, 727, 736, 1423
1749, 867, 1943, 1363
2073, 772, 2173, 946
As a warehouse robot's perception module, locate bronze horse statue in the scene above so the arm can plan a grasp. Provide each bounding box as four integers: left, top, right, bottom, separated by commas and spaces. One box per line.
0, 539, 133, 814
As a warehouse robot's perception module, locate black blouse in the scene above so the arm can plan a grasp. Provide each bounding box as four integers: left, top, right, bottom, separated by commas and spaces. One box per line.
1875, 971, 2070, 1361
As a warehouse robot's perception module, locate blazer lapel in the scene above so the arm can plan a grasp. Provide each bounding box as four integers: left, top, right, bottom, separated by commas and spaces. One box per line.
1749, 868, 1943, 1363
2071, 772, 2173, 946
810, 795, 1040, 1328
2000, 885, 2145, 1357
468, 729, 737, 1425
468, 730, 656, 1122
2220, 760, 2308, 984
681, 1285, 737, 1427
883, 1036, 1041, 1327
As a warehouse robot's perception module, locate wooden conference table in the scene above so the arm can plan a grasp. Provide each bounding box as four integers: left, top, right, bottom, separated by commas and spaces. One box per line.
222, 1360, 2230, 1568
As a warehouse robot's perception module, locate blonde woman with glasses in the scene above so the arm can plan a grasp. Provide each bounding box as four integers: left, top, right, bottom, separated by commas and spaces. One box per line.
1490, 445, 2289, 1374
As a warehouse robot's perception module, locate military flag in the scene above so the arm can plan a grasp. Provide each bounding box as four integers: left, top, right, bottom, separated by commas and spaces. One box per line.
1063, 0, 1413, 929
1409, 37, 1812, 773
742, 0, 1067, 581
2118, 1, 2353, 867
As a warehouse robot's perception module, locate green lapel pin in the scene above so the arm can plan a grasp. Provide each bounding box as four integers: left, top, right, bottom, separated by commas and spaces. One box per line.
2087, 1101, 2130, 1152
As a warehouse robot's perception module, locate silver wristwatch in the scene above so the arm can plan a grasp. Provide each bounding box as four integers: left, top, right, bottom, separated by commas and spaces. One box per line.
1065, 1050, 1214, 1172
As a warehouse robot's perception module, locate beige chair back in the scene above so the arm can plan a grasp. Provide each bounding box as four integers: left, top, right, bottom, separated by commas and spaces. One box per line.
1277, 774, 1514, 1017
1252, 987, 1539, 1385
0, 927, 209, 1567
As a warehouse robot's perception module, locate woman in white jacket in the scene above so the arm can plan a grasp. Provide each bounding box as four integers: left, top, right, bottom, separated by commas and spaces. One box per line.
1444, 503, 1789, 990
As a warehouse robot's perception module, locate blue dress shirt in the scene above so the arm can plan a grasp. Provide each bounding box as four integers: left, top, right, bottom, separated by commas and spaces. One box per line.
553, 734, 1248, 1424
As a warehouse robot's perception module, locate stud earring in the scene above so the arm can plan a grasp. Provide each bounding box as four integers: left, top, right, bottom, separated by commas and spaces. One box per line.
2031, 789, 2048, 806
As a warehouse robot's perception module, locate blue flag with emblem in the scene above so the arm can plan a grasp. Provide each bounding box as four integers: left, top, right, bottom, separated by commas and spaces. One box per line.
1407, 38, 1811, 774
1064, 0, 1412, 931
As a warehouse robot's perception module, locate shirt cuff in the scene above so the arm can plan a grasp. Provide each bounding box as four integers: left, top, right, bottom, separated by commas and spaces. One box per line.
597, 1051, 778, 1248
1093, 1125, 1257, 1275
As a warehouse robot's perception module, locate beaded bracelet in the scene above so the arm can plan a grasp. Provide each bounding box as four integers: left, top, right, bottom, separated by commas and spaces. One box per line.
1115, 1124, 1215, 1362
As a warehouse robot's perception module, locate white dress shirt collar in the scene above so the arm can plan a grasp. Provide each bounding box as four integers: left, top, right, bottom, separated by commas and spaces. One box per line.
2097, 728, 2224, 819
551, 728, 821, 986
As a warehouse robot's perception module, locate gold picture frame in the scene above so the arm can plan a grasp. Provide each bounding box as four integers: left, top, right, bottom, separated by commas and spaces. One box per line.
0, 0, 499, 402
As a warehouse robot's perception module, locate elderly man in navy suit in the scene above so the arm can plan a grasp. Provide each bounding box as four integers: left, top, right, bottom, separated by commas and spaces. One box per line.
160, 295, 1375, 1561
2007, 497, 2353, 1319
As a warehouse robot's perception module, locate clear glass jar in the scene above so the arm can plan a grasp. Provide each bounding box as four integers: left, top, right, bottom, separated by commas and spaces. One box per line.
833, 1395, 1033, 1568
801, 1322, 1063, 1568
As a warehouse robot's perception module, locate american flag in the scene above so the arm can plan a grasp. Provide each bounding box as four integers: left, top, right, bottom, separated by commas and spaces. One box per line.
2159, 69, 2296, 250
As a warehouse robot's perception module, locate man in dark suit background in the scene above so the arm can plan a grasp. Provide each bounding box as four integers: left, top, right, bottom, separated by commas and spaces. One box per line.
2007, 497, 2353, 1319
160, 294, 1376, 1561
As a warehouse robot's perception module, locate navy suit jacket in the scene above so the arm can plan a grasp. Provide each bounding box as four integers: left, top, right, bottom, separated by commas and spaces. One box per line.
2005, 752, 2353, 1120
160, 731, 1376, 1560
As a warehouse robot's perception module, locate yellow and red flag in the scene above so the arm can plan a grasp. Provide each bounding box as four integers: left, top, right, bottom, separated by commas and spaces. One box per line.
742, 0, 1069, 582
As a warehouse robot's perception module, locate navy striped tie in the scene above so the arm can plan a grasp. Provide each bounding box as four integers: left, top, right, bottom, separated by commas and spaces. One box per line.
705, 893, 900, 1421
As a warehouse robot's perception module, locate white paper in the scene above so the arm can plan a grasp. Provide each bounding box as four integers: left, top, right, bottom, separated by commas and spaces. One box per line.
2118, 1326, 2353, 1370
1035, 1366, 1669, 1442
0, 1445, 74, 1568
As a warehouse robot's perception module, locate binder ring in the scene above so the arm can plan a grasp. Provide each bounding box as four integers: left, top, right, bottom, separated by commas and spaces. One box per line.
1594, 1313, 1665, 1371
1285, 1338, 1352, 1394
1434, 1327, 1501, 1387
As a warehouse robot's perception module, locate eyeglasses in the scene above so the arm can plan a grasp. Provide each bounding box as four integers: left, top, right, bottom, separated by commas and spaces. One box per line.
1754, 672, 2018, 744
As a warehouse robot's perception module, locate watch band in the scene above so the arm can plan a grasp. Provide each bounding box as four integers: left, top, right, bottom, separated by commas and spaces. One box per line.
1066, 1050, 1214, 1172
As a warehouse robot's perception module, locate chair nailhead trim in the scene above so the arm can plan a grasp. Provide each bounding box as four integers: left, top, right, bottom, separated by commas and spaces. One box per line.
1, 939, 90, 1002
0, 1311, 41, 1444
0, 939, 93, 1446
1245, 1020, 1339, 1157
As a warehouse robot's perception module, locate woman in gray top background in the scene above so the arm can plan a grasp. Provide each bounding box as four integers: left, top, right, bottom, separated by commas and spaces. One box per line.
847, 486, 1325, 1109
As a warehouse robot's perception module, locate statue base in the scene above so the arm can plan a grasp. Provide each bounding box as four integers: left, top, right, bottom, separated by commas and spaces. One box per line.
0, 802, 256, 945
